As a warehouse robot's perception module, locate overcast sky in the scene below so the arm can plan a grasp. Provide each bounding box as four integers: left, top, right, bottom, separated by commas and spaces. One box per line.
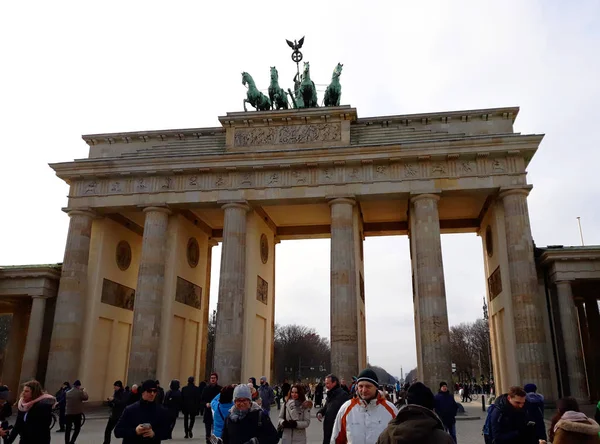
1, 1, 599, 378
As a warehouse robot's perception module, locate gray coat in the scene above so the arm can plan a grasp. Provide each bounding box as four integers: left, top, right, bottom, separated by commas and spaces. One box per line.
279, 399, 311, 444
65, 387, 88, 415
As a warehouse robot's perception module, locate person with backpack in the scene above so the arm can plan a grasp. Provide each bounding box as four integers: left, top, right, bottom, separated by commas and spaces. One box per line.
487, 386, 539, 444
221, 385, 278, 444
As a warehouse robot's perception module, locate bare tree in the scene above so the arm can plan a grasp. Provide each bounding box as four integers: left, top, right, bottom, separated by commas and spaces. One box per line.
449, 318, 492, 383
274, 324, 330, 382
204, 309, 217, 379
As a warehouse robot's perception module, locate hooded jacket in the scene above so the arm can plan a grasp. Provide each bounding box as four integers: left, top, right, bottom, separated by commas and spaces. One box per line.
376, 404, 454, 444
278, 399, 311, 444
553, 411, 600, 444
211, 393, 234, 438
330, 393, 398, 444
524, 392, 546, 441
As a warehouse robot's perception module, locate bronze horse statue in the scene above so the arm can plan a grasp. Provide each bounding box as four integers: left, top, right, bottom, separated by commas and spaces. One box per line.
324, 63, 343, 107
242, 72, 271, 111
268, 67, 289, 110
288, 61, 318, 108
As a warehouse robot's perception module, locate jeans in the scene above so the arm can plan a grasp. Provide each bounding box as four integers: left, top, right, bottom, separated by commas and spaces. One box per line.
184, 412, 196, 436
65, 413, 82, 444
103, 417, 118, 444
444, 422, 457, 443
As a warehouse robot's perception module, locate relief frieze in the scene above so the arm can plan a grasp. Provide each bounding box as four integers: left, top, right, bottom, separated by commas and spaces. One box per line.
234, 123, 341, 147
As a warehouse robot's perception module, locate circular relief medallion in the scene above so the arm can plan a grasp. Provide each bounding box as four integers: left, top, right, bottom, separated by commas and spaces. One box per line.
260, 234, 269, 264
116, 240, 132, 271
187, 237, 200, 268
485, 225, 493, 257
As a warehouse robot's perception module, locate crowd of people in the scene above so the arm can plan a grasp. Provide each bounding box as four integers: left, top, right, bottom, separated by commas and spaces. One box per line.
0, 372, 599, 444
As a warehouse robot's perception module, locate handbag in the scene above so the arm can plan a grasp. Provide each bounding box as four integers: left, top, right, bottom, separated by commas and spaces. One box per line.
276, 402, 286, 440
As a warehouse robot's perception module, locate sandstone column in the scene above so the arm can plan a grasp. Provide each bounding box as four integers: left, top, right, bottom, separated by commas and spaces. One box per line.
575, 298, 593, 400
2, 303, 29, 395
555, 281, 588, 401
213, 202, 250, 384
410, 193, 452, 389
329, 197, 359, 380
127, 206, 171, 384
499, 187, 551, 390
46, 209, 94, 391
19, 296, 48, 382
585, 297, 600, 400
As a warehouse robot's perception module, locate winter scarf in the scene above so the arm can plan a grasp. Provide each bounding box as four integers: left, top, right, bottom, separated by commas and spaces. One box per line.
18, 393, 55, 412
229, 401, 262, 422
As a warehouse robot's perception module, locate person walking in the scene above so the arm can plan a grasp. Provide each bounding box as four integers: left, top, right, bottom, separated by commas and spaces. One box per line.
258, 376, 275, 414
278, 384, 311, 444
330, 369, 398, 444
434, 381, 458, 443
127, 384, 140, 405
314, 382, 324, 408
182, 376, 201, 439
155, 380, 165, 405
316, 374, 350, 444
489, 386, 539, 444
164, 379, 183, 438
115, 379, 171, 443
65, 379, 88, 444
377, 382, 454, 444
211, 385, 236, 440
281, 379, 291, 402
221, 385, 278, 444
524, 383, 547, 442
201, 372, 222, 444
103, 380, 127, 444
54, 381, 71, 432
549, 397, 600, 443
7, 380, 56, 444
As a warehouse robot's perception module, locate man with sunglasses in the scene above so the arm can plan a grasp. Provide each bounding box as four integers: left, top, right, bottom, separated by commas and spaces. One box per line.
115, 379, 170, 443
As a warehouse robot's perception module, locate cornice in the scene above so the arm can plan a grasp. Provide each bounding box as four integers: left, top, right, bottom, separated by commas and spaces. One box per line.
50, 133, 542, 182
355, 106, 520, 125
539, 247, 600, 266
0, 265, 62, 280
82, 127, 225, 147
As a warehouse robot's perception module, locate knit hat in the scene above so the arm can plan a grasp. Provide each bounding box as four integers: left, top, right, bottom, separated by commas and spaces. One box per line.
356, 368, 379, 386
407, 382, 435, 410
439, 381, 448, 389
114, 380, 123, 388
524, 383, 537, 393
141, 379, 158, 392
233, 384, 252, 400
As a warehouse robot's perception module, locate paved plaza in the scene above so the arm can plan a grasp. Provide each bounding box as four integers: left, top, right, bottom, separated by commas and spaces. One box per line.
42, 396, 487, 444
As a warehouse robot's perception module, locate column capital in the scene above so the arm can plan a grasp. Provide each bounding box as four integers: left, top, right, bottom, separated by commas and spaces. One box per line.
328, 197, 356, 207
220, 201, 250, 212
410, 192, 441, 204
498, 185, 533, 199
207, 238, 219, 248
142, 206, 172, 215
64, 208, 97, 219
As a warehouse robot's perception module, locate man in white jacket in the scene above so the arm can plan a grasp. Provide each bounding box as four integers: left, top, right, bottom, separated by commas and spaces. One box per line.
330, 369, 398, 444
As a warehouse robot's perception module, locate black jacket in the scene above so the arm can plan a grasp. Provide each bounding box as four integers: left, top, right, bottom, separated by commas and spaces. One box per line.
317, 385, 350, 444
109, 388, 128, 420
114, 399, 171, 443
8, 398, 54, 444
201, 384, 222, 422
433, 391, 458, 425
490, 394, 539, 444
127, 390, 141, 406
222, 406, 278, 444
163, 389, 183, 417
181, 383, 200, 415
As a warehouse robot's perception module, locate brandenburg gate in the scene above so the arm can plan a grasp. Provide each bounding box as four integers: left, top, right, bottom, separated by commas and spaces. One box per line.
4, 102, 596, 404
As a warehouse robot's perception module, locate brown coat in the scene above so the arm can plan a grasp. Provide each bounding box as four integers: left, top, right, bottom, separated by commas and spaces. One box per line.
553, 417, 600, 444
376, 404, 454, 444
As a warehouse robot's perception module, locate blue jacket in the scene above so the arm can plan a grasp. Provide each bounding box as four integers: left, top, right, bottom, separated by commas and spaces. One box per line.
211, 394, 234, 438
115, 399, 171, 443
525, 392, 546, 441
434, 391, 458, 425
